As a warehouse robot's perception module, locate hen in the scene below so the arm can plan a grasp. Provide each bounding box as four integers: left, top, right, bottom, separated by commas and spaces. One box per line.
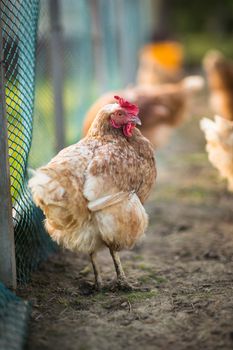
29, 97, 156, 290
83, 76, 204, 148
200, 115, 233, 191
136, 41, 184, 85
203, 51, 233, 121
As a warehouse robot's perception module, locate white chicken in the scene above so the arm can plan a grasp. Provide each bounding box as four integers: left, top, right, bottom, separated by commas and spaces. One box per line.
200, 115, 233, 191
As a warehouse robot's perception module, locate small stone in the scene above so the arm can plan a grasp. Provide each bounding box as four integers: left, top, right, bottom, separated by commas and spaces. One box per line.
121, 302, 128, 307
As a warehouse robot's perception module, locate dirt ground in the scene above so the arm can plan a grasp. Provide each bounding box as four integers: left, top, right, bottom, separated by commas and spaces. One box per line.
19, 94, 233, 350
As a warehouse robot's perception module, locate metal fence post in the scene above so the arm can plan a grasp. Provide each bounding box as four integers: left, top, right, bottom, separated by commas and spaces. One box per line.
49, 0, 65, 153
0, 14, 17, 289
117, 0, 137, 86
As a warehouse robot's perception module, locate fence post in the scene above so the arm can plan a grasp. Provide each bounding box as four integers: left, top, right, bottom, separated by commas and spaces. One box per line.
0, 15, 17, 289
49, 0, 65, 153
117, 0, 135, 86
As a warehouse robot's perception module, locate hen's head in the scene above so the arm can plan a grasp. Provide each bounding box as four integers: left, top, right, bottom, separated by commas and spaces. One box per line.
92, 96, 141, 138
110, 96, 141, 137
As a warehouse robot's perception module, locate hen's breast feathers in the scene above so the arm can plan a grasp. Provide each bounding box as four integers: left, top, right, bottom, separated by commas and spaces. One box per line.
30, 134, 156, 216
84, 135, 156, 204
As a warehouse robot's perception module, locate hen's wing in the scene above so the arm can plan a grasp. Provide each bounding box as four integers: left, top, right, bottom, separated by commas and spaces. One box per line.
83, 139, 155, 249
84, 135, 155, 204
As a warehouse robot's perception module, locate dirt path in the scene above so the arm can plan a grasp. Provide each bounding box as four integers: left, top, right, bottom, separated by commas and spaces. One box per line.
19, 99, 233, 350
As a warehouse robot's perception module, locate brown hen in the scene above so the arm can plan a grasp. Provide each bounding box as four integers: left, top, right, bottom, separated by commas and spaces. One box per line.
29, 97, 156, 290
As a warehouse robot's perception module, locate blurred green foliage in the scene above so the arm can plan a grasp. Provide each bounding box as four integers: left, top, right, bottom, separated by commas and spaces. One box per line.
168, 0, 233, 64
183, 34, 233, 66
171, 0, 233, 33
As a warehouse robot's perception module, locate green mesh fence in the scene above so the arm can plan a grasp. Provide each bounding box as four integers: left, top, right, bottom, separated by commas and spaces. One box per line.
0, 1, 55, 348
29, 0, 56, 168
0, 283, 30, 350
1, 0, 55, 285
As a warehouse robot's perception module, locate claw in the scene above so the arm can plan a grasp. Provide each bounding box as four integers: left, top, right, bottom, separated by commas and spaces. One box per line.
110, 278, 150, 292
94, 279, 103, 292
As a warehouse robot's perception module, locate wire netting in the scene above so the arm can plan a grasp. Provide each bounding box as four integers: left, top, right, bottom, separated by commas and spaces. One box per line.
0, 283, 30, 350
28, 0, 55, 168
0, 1, 55, 347
1, 0, 56, 285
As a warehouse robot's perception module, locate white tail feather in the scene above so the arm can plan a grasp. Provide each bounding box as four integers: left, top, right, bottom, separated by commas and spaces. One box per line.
200, 117, 220, 142
28, 171, 65, 207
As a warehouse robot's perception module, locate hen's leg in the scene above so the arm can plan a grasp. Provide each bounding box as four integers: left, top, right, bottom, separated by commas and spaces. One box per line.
109, 249, 134, 291
109, 249, 150, 292
90, 252, 102, 290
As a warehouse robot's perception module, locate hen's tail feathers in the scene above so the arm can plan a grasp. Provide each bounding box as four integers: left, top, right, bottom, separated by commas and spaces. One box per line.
28, 171, 65, 208
200, 115, 233, 142
182, 75, 205, 93
200, 117, 219, 142
200, 115, 233, 192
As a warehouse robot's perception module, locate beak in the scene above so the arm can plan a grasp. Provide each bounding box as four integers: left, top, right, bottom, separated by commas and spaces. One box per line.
131, 116, 141, 126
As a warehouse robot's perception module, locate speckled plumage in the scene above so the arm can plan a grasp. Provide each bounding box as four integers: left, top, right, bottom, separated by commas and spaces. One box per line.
29, 104, 156, 257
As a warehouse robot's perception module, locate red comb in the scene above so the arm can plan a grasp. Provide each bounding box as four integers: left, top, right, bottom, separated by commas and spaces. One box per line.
114, 95, 139, 116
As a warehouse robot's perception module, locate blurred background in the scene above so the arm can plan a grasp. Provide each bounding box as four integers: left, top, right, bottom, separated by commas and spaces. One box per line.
29, 0, 233, 168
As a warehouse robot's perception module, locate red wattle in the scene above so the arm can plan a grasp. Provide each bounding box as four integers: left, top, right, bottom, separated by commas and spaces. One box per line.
110, 118, 135, 137
123, 123, 135, 137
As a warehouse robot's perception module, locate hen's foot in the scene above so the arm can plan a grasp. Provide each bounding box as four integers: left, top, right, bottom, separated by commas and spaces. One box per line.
94, 279, 104, 292
110, 278, 150, 292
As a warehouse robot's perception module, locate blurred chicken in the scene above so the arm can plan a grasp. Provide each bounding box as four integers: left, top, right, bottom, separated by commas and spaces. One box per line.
137, 41, 184, 85
200, 115, 233, 191
29, 97, 156, 290
83, 76, 204, 148
203, 51, 233, 121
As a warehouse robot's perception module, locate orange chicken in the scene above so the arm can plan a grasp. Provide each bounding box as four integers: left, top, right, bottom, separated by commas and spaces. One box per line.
29, 97, 156, 290
137, 41, 184, 85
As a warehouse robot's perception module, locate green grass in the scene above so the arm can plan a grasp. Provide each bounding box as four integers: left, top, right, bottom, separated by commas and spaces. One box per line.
122, 290, 157, 303
137, 264, 167, 284
54, 289, 158, 313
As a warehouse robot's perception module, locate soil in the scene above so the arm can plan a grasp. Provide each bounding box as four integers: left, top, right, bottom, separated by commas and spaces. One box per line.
19, 94, 233, 350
